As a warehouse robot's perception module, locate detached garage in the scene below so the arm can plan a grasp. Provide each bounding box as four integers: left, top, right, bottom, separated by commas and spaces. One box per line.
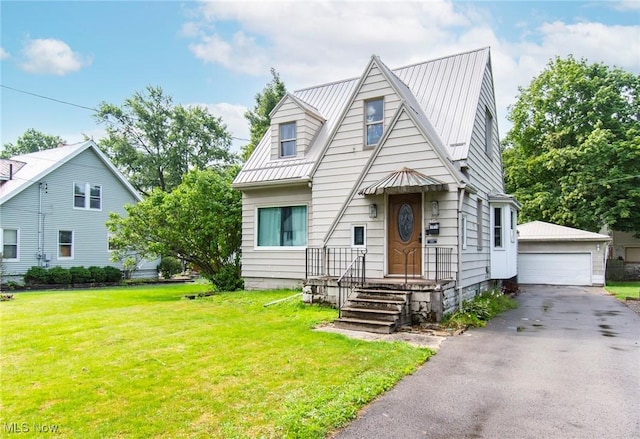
517, 221, 611, 286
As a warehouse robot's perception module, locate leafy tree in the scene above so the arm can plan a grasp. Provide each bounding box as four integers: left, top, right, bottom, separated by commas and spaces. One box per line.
1, 129, 64, 158
95, 85, 233, 195
106, 166, 243, 291
241, 68, 287, 161
503, 56, 640, 233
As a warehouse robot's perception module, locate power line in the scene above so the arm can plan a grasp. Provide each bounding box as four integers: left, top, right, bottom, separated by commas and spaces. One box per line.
1, 83, 250, 142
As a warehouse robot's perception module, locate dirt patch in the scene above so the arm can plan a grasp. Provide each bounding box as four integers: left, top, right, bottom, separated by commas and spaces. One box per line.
625, 298, 640, 317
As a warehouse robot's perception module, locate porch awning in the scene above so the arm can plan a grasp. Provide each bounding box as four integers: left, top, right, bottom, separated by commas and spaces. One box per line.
358, 167, 448, 195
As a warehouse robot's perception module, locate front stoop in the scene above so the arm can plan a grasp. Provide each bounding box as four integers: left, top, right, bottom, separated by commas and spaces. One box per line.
334, 288, 412, 334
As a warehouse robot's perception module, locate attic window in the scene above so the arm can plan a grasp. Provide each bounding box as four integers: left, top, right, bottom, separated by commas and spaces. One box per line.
365, 98, 383, 147
280, 122, 296, 157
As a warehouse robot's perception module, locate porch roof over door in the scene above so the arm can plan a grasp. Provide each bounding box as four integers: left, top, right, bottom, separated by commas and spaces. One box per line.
358, 167, 448, 195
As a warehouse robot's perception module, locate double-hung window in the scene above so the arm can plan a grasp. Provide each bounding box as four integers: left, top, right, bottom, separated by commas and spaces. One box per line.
365, 98, 383, 146
2, 229, 19, 260
493, 207, 503, 248
257, 206, 307, 247
58, 230, 74, 259
280, 122, 296, 157
74, 182, 102, 210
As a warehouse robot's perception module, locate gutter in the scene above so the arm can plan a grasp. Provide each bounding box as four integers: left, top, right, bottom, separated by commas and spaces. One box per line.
231, 177, 312, 190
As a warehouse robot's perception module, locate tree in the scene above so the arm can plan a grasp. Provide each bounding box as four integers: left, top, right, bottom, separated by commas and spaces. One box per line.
241, 68, 287, 161
1, 129, 64, 158
106, 166, 243, 291
95, 85, 233, 195
503, 56, 640, 233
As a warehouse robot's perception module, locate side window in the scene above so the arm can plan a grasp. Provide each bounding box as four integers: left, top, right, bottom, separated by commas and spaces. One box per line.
279, 122, 296, 157
476, 199, 483, 250
494, 207, 503, 248
58, 230, 74, 259
74, 182, 102, 210
365, 98, 384, 147
351, 225, 366, 248
2, 229, 19, 260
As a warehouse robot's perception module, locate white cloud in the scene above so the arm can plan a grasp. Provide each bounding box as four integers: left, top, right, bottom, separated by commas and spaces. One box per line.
611, 1, 640, 11
20, 38, 92, 75
185, 1, 639, 138
187, 102, 249, 153
0, 47, 9, 60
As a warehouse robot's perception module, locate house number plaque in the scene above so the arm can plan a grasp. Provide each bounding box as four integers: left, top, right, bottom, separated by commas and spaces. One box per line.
398, 203, 414, 242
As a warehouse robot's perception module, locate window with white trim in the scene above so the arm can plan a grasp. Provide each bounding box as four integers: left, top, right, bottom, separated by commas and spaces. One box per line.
351, 225, 366, 248
58, 230, 74, 259
257, 206, 307, 247
2, 229, 19, 260
462, 216, 468, 250
365, 98, 384, 146
279, 122, 296, 157
510, 209, 516, 242
493, 207, 503, 248
74, 182, 102, 210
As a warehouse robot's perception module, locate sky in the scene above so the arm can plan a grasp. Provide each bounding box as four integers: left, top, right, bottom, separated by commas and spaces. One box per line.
1, 0, 639, 154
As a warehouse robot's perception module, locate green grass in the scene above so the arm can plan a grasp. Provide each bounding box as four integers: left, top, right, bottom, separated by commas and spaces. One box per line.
0, 284, 432, 438
441, 290, 518, 329
605, 281, 640, 300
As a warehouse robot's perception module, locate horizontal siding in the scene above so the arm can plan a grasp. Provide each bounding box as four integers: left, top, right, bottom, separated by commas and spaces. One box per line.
0, 148, 141, 275
240, 186, 311, 281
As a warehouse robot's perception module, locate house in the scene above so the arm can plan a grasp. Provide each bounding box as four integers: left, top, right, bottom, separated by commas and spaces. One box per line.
233, 47, 519, 330
607, 230, 640, 280
517, 221, 611, 286
0, 140, 157, 282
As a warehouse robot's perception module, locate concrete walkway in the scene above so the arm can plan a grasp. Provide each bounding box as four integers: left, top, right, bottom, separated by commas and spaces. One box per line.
333, 285, 640, 439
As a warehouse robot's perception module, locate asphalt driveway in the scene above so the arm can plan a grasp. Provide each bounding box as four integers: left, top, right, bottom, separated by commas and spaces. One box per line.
334, 285, 640, 439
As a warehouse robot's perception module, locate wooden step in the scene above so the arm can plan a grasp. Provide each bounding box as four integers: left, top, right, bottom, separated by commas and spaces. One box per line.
334, 317, 395, 334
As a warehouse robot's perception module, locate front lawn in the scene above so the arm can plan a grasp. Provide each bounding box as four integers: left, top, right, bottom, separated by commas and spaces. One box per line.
1, 284, 432, 438
605, 281, 640, 300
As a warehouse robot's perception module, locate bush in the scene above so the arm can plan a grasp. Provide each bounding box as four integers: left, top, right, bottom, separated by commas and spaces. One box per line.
212, 263, 244, 292
24, 266, 50, 285
48, 266, 72, 285
442, 290, 517, 329
88, 266, 106, 283
103, 266, 123, 283
70, 266, 92, 284
158, 256, 182, 279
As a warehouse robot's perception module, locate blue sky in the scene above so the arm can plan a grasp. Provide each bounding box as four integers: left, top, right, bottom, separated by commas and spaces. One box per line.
1, 1, 639, 153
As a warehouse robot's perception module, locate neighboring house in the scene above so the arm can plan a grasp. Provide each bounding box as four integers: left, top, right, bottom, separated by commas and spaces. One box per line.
517, 221, 611, 286
608, 230, 640, 280
0, 141, 156, 281
233, 48, 519, 329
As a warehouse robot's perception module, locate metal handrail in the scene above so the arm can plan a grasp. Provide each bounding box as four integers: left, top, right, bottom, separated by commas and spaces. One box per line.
337, 251, 366, 318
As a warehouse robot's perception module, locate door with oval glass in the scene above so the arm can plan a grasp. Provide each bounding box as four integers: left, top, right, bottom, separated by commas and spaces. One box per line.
388, 193, 422, 275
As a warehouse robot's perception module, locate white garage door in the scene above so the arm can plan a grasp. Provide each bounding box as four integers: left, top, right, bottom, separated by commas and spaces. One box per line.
518, 253, 592, 285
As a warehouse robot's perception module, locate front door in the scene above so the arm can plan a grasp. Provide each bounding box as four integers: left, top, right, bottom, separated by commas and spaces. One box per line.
388, 193, 422, 276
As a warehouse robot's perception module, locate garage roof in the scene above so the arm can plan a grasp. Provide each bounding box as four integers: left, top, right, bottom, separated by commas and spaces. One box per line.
518, 221, 611, 242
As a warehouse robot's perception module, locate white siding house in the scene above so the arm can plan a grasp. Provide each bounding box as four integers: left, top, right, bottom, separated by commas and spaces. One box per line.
233, 48, 519, 326
0, 141, 156, 281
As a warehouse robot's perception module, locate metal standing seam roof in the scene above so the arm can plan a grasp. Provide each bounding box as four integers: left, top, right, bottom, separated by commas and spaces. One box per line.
358, 167, 448, 195
0, 141, 141, 205
233, 47, 490, 187
517, 221, 611, 242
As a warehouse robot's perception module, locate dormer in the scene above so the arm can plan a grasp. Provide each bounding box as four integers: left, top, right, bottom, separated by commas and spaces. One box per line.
269, 93, 325, 160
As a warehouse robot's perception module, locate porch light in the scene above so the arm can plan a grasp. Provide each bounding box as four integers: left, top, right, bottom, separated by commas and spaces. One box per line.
431, 200, 439, 217
369, 203, 378, 218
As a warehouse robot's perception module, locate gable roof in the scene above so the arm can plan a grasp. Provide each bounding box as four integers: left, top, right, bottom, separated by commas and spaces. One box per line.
518, 221, 611, 242
0, 140, 141, 205
233, 47, 491, 188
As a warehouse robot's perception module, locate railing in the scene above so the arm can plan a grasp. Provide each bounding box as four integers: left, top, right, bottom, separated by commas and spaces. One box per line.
306, 247, 368, 278
337, 252, 366, 318
425, 246, 453, 281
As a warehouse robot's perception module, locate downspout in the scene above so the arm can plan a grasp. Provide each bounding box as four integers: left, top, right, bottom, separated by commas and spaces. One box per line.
38, 183, 43, 266
457, 187, 465, 311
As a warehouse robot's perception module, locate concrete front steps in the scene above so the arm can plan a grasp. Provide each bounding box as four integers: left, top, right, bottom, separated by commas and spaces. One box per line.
334, 288, 412, 334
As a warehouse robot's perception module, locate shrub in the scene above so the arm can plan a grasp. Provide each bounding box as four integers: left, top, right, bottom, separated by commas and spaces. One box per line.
70, 266, 92, 284
48, 266, 72, 285
213, 263, 244, 292
103, 266, 123, 283
88, 266, 106, 283
442, 290, 517, 329
158, 256, 182, 279
24, 266, 50, 285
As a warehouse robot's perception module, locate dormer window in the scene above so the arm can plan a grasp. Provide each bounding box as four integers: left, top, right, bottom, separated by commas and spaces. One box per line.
279, 122, 296, 157
365, 98, 384, 147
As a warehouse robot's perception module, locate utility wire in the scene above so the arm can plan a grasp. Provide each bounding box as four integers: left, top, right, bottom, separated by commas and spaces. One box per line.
0, 83, 250, 142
